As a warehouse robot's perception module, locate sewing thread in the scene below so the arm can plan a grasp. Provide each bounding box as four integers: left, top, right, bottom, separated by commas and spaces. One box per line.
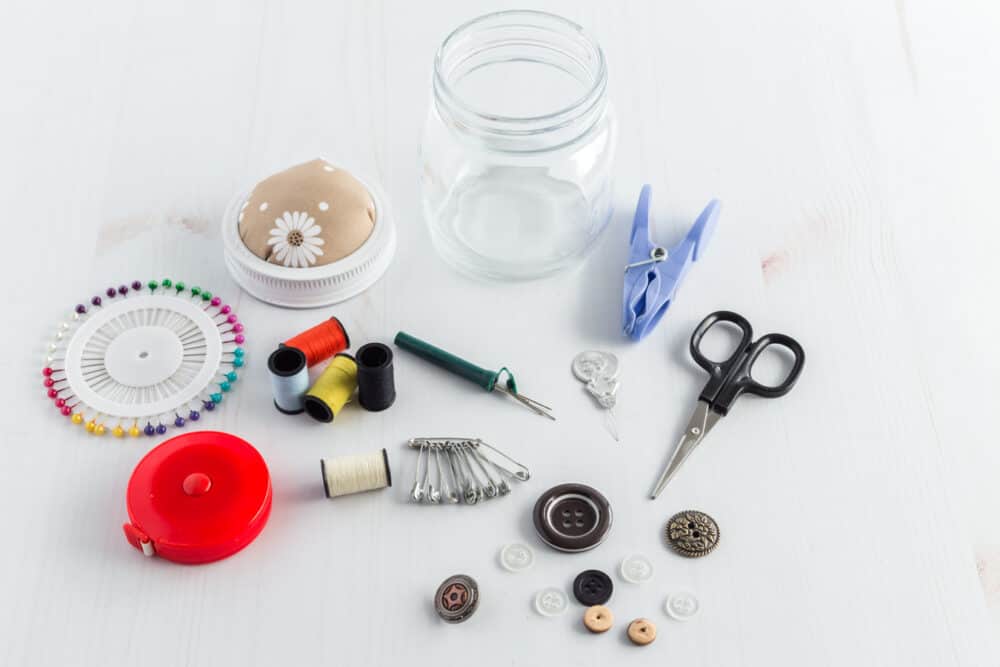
356, 342, 396, 411
303, 353, 358, 422
285, 317, 350, 367
321, 449, 392, 498
267, 346, 309, 414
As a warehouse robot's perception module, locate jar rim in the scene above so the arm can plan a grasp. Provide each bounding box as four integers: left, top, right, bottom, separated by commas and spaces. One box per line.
433, 10, 608, 129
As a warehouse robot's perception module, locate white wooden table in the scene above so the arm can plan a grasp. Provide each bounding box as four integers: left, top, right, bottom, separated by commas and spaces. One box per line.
3, 1, 999, 665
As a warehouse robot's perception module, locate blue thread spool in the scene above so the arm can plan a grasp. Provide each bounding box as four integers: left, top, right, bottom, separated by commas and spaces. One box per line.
267, 346, 309, 414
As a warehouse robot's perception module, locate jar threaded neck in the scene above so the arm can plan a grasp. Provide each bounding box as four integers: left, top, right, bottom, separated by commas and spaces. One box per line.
433, 10, 609, 152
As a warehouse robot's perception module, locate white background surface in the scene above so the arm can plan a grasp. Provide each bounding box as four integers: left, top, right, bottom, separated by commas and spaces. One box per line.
2, 1, 999, 665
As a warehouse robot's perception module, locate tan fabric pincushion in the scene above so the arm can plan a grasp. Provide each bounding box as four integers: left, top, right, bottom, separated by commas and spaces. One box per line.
238, 159, 375, 268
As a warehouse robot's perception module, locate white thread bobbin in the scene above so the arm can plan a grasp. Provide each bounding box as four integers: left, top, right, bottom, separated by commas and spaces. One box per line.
321, 449, 392, 498
268, 346, 309, 415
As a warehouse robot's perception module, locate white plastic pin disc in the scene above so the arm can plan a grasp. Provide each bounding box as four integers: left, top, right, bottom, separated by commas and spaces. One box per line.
533, 588, 568, 617
105, 326, 183, 387
499, 543, 535, 573
571, 350, 619, 382
64, 294, 223, 418
620, 554, 654, 584
665, 591, 700, 621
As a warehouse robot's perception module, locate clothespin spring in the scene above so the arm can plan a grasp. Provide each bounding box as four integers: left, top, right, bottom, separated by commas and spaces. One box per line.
625, 246, 668, 271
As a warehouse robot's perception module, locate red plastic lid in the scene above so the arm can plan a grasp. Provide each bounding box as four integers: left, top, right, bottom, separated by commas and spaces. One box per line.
123, 431, 272, 564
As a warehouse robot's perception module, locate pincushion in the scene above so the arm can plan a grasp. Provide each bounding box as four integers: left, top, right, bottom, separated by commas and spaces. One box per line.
238, 159, 375, 268
221, 158, 396, 308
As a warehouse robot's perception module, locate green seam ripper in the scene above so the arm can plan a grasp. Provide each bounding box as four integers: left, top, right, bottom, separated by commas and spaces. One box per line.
394, 331, 555, 420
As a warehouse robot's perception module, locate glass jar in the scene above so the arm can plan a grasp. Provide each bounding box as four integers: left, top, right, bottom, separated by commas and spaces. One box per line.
421, 10, 616, 280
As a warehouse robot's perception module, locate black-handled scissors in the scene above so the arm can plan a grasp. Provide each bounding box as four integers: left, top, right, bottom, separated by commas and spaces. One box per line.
650, 310, 805, 498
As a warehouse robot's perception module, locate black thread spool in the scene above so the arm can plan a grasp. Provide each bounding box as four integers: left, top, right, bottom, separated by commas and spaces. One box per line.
356, 343, 395, 411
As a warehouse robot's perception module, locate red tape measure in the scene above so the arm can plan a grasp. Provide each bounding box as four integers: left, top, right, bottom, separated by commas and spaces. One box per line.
123, 431, 272, 564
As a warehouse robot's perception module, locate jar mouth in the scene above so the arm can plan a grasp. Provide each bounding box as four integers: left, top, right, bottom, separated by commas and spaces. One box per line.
433, 10, 608, 141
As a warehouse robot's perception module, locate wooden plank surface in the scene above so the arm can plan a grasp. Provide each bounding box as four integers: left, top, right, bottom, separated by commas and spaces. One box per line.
1, 1, 998, 665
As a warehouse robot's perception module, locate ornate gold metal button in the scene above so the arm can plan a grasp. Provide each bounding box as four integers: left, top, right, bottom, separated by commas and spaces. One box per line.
665, 510, 720, 558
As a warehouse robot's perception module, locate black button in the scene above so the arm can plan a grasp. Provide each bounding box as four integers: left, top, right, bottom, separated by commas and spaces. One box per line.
573, 569, 613, 605
533, 483, 612, 553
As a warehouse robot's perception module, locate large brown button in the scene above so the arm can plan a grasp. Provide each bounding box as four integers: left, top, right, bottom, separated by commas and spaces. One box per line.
533, 483, 612, 553
434, 574, 479, 623
627, 618, 657, 645
583, 605, 614, 633
665, 510, 720, 558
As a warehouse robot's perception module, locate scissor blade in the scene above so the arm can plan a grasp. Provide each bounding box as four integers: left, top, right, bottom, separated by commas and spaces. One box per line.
649, 401, 721, 499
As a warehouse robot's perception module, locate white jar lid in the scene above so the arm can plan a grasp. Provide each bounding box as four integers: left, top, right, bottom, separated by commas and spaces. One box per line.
221, 167, 395, 308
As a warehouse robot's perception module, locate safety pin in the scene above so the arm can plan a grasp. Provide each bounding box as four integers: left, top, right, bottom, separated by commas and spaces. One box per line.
469, 445, 510, 495
439, 445, 460, 503
467, 444, 518, 488
443, 446, 468, 503
446, 443, 478, 504
430, 444, 458, 503
454, 444, 485, 504
472, 439, 531, 481
462, 442, 498, 498
427, 446, 442, 504
410, 441, 427, 502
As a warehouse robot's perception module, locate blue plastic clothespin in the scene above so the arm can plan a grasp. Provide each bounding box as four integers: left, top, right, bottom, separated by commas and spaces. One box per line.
623, 185, 720, 341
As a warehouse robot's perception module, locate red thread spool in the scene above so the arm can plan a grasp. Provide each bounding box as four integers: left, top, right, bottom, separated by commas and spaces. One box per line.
284, 317, 350, 367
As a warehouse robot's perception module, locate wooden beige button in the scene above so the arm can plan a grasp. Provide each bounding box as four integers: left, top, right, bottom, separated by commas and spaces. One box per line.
583, 605, 614, 633
627, 618, 657, 645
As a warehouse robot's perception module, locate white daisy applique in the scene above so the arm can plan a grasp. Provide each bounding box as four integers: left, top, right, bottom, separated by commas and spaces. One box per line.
267, 211, 325, 267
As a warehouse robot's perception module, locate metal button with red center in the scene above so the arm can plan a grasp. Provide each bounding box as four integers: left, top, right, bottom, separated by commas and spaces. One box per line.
434, 574, 479, 623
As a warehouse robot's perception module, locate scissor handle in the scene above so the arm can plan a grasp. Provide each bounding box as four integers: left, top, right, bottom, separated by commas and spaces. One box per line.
712, 333, 805, 413
690, 311, 805, 415
690, 311, 755, 401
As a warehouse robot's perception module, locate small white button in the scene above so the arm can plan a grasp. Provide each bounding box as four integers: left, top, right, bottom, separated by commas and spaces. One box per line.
665, 591, 700, 621
533, 588, 568, 617
499, 543, 535, 572
620, 554, 654, 584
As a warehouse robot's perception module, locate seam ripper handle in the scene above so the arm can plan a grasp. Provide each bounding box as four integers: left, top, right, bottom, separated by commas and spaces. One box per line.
394, 331, 497, 390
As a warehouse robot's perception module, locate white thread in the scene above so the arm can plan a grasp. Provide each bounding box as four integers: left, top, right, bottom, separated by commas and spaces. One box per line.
321, 449, 391, 498
267, 346, 309, 414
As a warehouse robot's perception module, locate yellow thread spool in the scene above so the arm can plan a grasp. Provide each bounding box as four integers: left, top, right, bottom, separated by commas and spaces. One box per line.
304, 353, 358, 423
